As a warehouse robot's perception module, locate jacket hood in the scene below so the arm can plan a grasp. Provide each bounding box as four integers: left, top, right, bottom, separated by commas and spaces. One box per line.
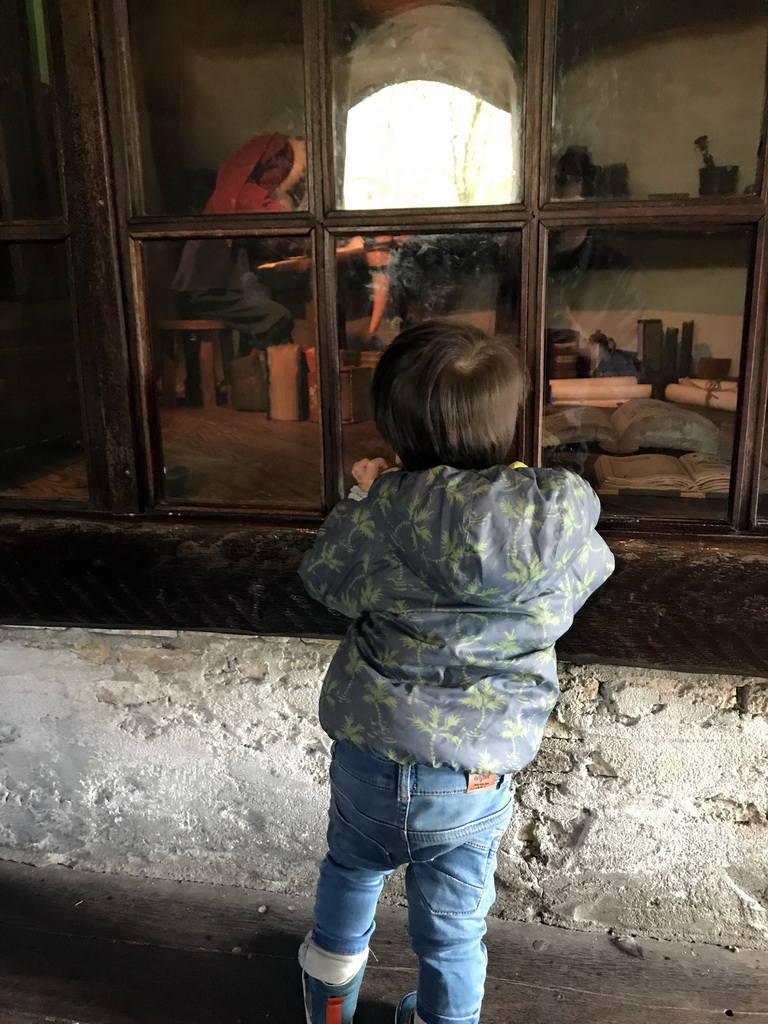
368, 465, 563, 606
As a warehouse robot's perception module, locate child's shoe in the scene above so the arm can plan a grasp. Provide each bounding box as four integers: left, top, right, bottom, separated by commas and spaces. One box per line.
301, 963, 366, 1024
395, 992, 417, 1024
299, 935, 368, 1024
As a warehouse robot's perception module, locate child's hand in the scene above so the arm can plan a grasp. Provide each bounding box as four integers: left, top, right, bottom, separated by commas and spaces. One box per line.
352, 457, 391, 492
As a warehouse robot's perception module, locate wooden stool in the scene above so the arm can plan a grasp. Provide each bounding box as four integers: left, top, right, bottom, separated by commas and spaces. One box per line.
157, 319, 237, 409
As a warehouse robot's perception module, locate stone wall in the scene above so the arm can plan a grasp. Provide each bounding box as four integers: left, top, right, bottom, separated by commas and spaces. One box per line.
1, 626, 767, 948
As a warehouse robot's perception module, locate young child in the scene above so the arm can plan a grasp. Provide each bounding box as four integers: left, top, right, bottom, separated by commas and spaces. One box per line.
298, 320, 614, 1024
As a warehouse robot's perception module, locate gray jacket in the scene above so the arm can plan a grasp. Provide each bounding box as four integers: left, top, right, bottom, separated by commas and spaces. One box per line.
299, 465, 614, 774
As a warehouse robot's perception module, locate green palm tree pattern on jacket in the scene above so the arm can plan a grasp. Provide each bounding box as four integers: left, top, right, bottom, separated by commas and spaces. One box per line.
299, 465, 614, 773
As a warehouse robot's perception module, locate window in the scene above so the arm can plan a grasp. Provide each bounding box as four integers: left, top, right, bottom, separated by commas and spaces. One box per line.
332, 0, 525, 208
543, 227, 752, 521
0, 3, 82, 502
344, 84, 515, 208
0, 241, 83, 501
1, 0, 767, 671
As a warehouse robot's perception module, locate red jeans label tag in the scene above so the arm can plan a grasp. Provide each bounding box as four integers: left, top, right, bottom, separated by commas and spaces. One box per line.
466, 772, 497, 793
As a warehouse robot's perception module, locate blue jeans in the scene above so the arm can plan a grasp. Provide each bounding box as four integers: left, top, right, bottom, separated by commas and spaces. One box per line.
312, 742, 513, 1024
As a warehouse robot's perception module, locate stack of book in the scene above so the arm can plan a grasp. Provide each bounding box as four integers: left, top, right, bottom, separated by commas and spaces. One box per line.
638, 319, 694, 398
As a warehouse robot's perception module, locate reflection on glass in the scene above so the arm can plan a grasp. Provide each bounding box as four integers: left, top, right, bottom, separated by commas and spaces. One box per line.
127, 0, 305, 215
145, 237, 320, 508
543, 229, 751, 519
0, 0, 60, 218
552, 1, 768, 201
333, 0, 526, 208
0, 243, 86, 500
760, 408, 768, 518
338, 231, 521, 475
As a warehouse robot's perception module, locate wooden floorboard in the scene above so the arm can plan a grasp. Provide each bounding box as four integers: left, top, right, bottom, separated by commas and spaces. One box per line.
0, 860, 765, 1023
0, 410, 386, 506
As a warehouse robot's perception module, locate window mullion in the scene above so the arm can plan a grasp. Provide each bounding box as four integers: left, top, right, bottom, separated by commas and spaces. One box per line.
733, 216, 768, 529
53, 0, 140, 512
303, 0, 333, 219
315, 227, 344, 510
0, 221, 69, 241
519, 220, 544, 467
307, 0, 343, 509
524, 0, 550, 214
525, 0, 556, 469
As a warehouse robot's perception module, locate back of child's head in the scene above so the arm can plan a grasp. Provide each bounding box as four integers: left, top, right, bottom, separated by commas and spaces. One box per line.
372, 319, 529, 472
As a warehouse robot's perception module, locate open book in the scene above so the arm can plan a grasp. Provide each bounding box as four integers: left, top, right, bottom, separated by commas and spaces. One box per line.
595, 452, 731, 497
543, 398, 719, 455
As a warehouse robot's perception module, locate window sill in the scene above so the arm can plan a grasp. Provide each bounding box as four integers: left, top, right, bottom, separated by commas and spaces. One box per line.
0, 514, 766, 677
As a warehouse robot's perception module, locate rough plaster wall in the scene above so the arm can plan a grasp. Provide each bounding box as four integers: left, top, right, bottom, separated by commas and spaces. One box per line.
1, 626, 767, 949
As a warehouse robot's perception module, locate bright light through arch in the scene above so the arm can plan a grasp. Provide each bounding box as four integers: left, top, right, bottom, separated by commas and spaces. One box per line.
344, 80, 515, 209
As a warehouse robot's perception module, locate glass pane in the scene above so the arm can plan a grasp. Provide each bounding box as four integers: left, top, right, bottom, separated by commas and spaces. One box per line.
127, 0, 306, 215
144, 236, 320, 508
0, 0, 61, 218
552, 1, 768, 201
332, 1, 526, 209
543, 228, 751, 520
338, 231, 522, 481
0, 242, 87, 500
760, 408, 768, 519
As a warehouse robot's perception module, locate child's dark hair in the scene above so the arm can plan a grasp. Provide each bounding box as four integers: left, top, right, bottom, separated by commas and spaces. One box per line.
372, 319, 529, 472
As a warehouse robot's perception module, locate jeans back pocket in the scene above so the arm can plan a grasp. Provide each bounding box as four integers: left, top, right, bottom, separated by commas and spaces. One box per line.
409, 831, 504, 917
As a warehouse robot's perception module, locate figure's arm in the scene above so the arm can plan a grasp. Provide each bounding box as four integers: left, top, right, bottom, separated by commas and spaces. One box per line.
257, 234, 399, 334
257, 236, 367, 273
366, 236, 395, 337
336, 236, 366, 259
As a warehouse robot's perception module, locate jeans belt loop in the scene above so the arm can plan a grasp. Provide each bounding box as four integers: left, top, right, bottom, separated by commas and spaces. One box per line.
397, 762, 412, 802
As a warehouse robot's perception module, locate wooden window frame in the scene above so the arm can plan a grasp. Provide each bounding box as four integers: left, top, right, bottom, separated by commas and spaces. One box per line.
1, 0, 767, 676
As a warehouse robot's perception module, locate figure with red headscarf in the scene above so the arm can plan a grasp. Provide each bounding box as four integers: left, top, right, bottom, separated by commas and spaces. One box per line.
172, 133, 307, 352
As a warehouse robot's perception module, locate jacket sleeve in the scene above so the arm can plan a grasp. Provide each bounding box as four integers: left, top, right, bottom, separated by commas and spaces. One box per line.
298, 496, 376, 618
555, 473, 615, 612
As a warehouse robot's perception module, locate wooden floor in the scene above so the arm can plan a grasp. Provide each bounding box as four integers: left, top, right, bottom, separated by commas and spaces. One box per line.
0, 860, 765, 1024
0, 449, 89, 502
161, 407, 391, 506
0, 410, 388, 506
5, 402, 749, 518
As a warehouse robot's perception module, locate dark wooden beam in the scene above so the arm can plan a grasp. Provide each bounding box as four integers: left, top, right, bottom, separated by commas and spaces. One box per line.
1, 516, 767, 677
